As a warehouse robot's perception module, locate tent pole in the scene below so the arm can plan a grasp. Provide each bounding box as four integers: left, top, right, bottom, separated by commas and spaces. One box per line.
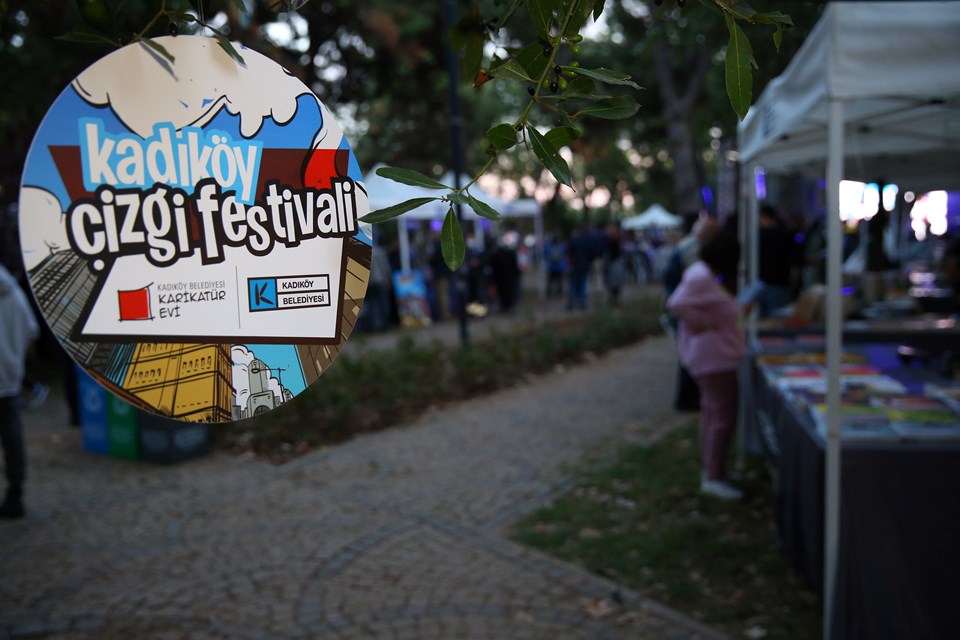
747, 167, 759, 346
738, 163, 757, 469
534, 207, 546, 300
738, 166, 750, 298
398, 218, 411, 273
824, 97, 844, 640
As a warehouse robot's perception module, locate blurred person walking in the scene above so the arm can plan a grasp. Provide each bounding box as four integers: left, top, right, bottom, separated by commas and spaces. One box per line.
0, 263, 39, 519
566, 224, 598, 310
544, 231, 568, 299
603, 223, 626, 307
489, 237, 521, 314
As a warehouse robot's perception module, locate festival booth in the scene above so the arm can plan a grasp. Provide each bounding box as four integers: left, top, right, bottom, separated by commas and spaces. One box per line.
737, 3, 960, 638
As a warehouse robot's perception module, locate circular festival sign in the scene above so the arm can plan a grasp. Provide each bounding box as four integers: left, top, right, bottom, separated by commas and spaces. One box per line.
18, 36, 372, 423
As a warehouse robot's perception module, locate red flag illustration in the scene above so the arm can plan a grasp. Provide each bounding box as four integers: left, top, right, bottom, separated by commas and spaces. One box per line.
117, 286, 152, 321
303, 148, 347, 189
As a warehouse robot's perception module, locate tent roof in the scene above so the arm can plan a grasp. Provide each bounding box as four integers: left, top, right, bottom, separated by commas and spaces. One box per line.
621, 204, 682, 229
738, 1, 960, 190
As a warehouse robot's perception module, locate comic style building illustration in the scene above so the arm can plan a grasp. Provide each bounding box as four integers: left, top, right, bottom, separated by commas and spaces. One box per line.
18, 37, 372, 423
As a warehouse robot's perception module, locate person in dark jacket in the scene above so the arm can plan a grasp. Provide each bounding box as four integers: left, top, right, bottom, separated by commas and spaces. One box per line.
566, 224, 598, 310
0, 264, 39, 518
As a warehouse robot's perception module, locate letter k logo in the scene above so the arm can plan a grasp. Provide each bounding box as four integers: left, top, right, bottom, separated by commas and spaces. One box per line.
248, 278, 278, 311
255, 283, 274, 306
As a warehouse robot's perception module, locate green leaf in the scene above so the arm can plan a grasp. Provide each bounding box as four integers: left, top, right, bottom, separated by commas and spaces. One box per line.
515, 41, 550, 79
724, 0, 758, 21
462, 36, 484, 80
377, 167, 450, 190
565, 66, 641, 90
359, 197, 439, 224
487, 123, 519, 150
56, 27, 115, 44
494, 0, 524, 30
213, 32, 246, 66
594, 0, 606, 22
137, 37, 175, 64
753, 10, 794, 27
724, 13, 753, 121
564, 0, 596, 37
545, 126, 581, 149
488, 58, 534, 83
575, 95, 639, 120
527, 0, 553, 38
772, 24, 783, 51
441, 206, 466, 271
76, 0, 112, 32
565, 75, 596, 96
447, 191, 469, 206
466, 194, 501, 222
528, 127, 572, 188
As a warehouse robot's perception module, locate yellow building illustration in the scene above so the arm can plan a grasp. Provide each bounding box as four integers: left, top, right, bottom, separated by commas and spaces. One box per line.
122, 343, 233, 423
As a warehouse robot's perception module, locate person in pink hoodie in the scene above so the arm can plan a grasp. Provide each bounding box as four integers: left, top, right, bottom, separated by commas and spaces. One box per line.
666, 233, 747, 500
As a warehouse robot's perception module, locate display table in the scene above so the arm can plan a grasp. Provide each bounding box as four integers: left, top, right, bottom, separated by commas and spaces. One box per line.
744, 342, 960, 639
755, 314, 960, 351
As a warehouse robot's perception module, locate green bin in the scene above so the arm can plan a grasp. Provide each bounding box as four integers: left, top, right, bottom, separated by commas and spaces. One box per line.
106, 394, 139, 459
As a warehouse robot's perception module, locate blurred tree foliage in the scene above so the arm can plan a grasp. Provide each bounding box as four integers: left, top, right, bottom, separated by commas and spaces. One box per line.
0, 0, 822, 266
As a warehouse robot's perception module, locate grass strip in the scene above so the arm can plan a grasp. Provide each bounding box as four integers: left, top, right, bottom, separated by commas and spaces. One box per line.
511, 423, 822, 640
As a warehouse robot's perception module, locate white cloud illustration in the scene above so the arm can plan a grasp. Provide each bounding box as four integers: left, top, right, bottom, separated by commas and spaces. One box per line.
72, 35, 339, 148
19, 187, 69, 271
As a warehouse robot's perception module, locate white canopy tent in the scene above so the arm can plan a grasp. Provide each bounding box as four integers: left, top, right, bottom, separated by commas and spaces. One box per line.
737, 3, 960, 636
621, 204, 683, 230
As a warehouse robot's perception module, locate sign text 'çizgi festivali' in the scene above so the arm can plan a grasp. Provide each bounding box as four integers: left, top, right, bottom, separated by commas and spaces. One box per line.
18, 36, 372, 423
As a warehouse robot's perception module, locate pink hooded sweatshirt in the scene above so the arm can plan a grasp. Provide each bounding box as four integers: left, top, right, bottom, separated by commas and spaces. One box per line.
666, 261, 746, 377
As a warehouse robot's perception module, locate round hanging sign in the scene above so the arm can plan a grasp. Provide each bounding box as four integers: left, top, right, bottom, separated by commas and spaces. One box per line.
18, 36, 372, 423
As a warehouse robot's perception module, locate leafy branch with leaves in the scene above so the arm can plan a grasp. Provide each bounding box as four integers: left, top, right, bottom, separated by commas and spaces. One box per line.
60, 0, 792, 271
358, 0, 791, 270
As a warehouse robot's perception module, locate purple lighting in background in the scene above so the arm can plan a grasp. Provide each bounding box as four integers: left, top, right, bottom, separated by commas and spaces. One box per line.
754, 167, 767, 200
948, 191, 960, 231
701, 186, 714, 208
429, 219, 443, 232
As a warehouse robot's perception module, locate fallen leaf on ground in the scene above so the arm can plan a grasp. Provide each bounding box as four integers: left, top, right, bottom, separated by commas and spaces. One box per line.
581, 597, 617, 619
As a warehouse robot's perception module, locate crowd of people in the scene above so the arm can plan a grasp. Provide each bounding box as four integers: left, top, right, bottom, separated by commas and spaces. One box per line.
5, 199, 954, 515
356, 207, 817, 501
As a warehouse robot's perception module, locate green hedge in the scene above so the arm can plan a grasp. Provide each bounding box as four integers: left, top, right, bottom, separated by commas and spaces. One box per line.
214, 296, 665, 461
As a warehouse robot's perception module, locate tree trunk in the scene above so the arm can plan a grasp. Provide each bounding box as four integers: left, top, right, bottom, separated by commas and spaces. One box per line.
652, 40, 711, 216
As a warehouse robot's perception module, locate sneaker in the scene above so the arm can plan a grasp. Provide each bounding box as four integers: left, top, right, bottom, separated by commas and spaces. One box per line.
25, 383, 49, 410
0, 499, 25, 519
700, 478, 743, 501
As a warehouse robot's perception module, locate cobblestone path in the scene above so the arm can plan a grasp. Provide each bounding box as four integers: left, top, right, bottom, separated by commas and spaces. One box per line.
1, 334, 726, 640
